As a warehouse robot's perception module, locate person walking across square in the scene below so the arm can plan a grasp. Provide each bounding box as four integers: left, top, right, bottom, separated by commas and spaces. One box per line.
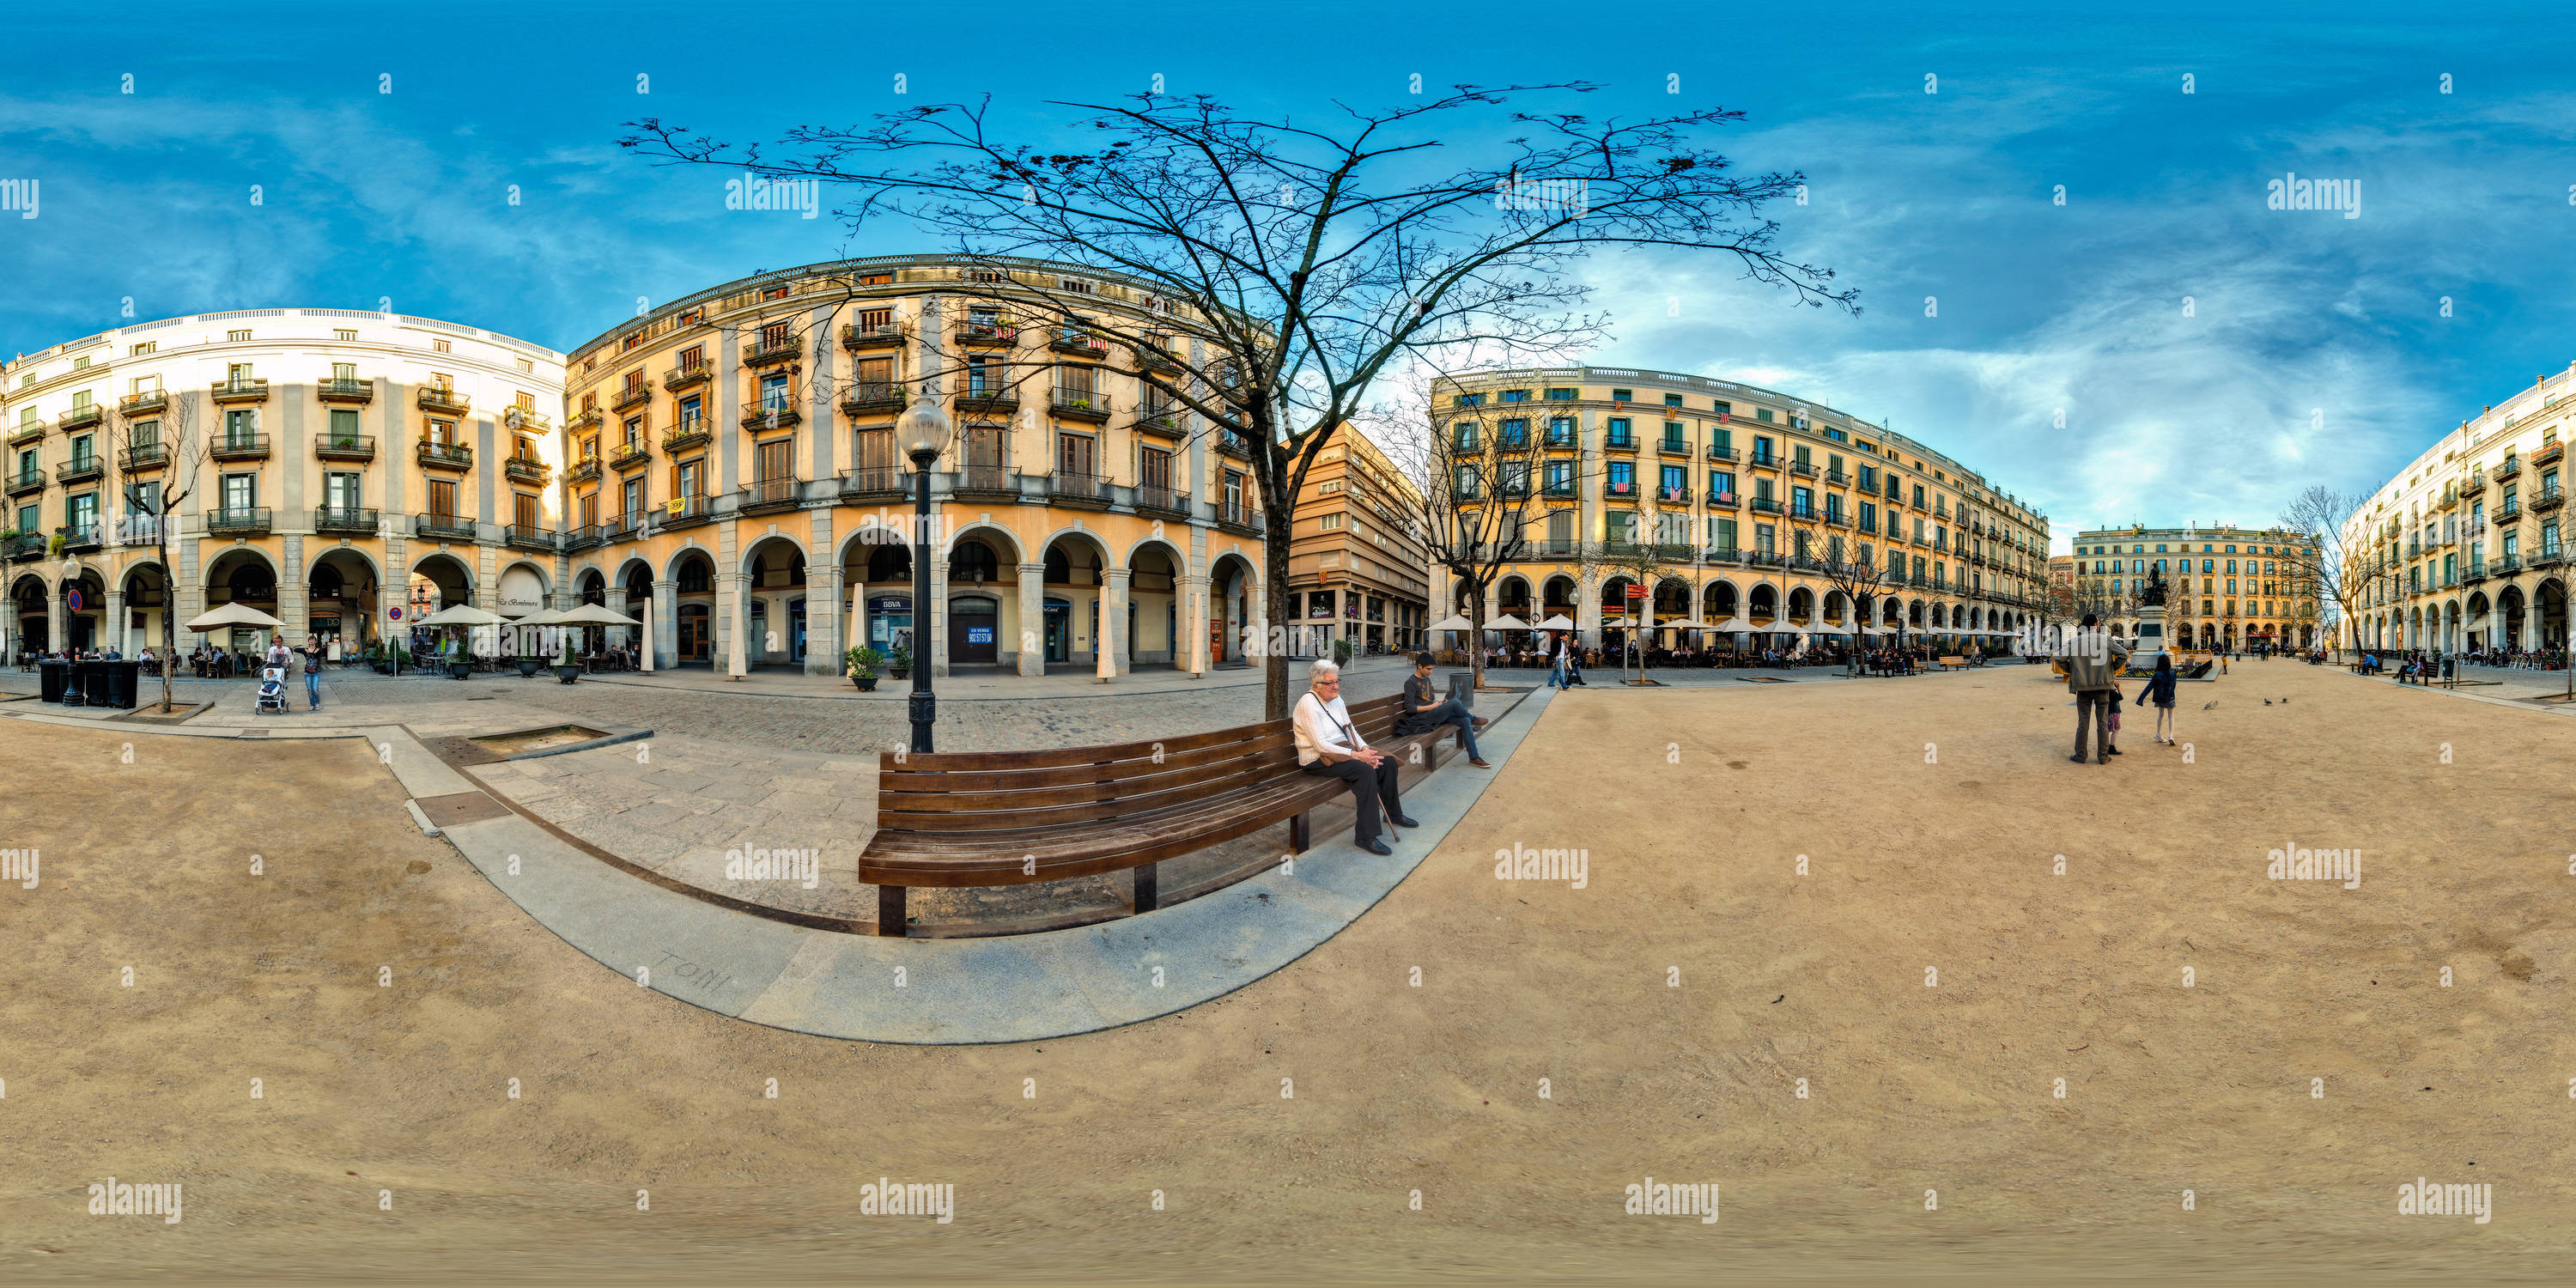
2066, 614, 2129, 765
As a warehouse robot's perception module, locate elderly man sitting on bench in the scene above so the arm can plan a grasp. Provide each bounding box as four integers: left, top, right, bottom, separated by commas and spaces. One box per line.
1293, 658, 1418, 856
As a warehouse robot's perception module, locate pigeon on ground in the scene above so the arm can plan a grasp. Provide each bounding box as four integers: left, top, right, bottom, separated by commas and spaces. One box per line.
2263, 698, 2271, 705
2202, 701, 2217, 710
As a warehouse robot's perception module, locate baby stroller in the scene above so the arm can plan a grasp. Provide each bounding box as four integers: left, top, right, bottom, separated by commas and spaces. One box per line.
255, 663, 289, 715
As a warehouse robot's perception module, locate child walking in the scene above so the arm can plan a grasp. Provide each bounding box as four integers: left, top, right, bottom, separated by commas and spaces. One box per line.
2137, 652, 2178, 744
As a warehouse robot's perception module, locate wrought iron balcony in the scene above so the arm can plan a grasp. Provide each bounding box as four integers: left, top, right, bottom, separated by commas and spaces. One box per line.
1135, 344, 1183, 374
9, 421, 47, 447
415, 513, 476, 542
55, 522, 102, 554
1216, 502, 1263, 536
566, 455, 602, 484
2498, 501, 2522, 523
741, 477, 803, 515
1218, 431, 1254, 459
610, 440, 653, 471
1602, 435, 1638, 453
664, 360, 715, 392
1050, 471, 1114, 507
4, 469, 45, 498
120, 389, 169, 417
954, 323, 1018, 348
567, 407, 605, 432
207, 507, 272, 537
210, 433, 271, 462
611, 383, 652, 412
2539, 440, 2566, 465
3, 532, 46, 559
1825, 469, 1850, 486
840, 466, 908, 500
120, 443, 168, 472
2535, 489, 2564, 513
661, 422, 711, 456
210, 380, 268, 405
1789, 461, 1817, 477
314, 433, 376, 462
743, 336, 802, 368
1658, 439, 1692, 458
503, 525, 557, 551
504, 455, 551, 485
1706, 490, 1739, 509
841, 380, 907, 416
1134, 483, 1188, 517
1051, 391, 1112, 423
1048, 330, 1110, 358
1602, 479, 1639, 501
1133, 405, 1185, 440
743, 402, 802, 430
416, 440, 473, 471
841, 323, 907, 351
417, 386, 470, 415
314, 507, 379, 535
1540, 481, 1577, 499
955, 465, 1018, 497
58, 456, 105, 485
2497, 457, 2522, 480
1749, 496, 1783, 513
956, 387, 1021, 416
316, 377, 375, 404
504, 406, 550, 433
1747, 453, 1780, 471
562, 525, 601, 552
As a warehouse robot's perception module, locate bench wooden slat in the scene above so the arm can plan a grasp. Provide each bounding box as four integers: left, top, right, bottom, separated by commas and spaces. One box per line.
879, 731, 1295, 795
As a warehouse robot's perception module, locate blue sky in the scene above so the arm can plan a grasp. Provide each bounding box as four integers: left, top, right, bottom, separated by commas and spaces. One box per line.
4, 2, 2571, 549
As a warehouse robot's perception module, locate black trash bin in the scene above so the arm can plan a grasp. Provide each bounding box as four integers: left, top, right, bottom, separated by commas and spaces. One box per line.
94, 660, 139, 708
37, 659, 68, 703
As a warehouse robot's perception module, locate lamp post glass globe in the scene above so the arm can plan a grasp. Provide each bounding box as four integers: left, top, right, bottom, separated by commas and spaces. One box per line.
897, 395, 951, 463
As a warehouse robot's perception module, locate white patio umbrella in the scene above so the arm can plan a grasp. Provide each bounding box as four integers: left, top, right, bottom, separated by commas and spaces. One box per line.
1485, 614, 1533, 631
185, 603, 285, 631
412, 604, 506, 628
1534, 613, 1578, 631
1709, 617, 1755, 633
1428, 614, 1473, 632
509, 607, 568, 627
552, 603, 643, 627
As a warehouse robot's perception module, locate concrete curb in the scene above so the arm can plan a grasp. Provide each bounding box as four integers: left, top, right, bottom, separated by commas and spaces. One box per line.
425, 687, 1557, 1044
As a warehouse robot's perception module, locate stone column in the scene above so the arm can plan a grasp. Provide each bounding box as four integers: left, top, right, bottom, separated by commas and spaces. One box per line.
0, 598, 16, 659
814, 562, 845, 677
653, 578, 677, 669
927, 559, 951, 678
277, 534, 307, 646
50, 575, 66, 652
725, 572, 749, 679
1182, 574, 1210, 674
1105, 567, 1131, 675
106, 588, 125, 653
1016, 562, 1046, 677
1577, 565, 1601, 650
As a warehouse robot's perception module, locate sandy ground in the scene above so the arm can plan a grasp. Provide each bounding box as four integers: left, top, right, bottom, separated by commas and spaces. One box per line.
1, 661, 2569, 1285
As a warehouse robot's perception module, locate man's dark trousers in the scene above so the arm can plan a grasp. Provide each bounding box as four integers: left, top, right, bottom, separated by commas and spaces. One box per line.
1303, 756, 1403, 844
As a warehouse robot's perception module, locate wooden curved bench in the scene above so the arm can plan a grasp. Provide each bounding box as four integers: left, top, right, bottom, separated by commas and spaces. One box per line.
861, 693, 1459, 936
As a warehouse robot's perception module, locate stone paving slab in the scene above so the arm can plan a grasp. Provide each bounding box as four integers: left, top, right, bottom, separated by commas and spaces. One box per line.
417, 687, 1554, 1043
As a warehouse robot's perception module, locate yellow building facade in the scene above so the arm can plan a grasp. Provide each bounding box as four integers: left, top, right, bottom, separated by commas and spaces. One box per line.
553, 255, 1268, 677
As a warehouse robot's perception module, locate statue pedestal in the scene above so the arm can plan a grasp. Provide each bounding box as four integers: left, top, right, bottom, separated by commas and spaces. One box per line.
2121, 605, 2168, 677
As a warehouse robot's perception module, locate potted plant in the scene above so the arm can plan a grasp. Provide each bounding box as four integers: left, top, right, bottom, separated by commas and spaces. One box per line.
1333, 637, 1353, 667
554, 628, 582, 683
846, 645, 884, 691
887, 642, 912, 681
515, 634, 544, 678
444, 637, 471, 680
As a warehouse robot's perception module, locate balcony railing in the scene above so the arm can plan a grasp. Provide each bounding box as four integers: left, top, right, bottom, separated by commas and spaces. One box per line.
210, 380, 268, 404
1050, 471, 1114, 506
1603, 479, 1638, 500
415, 513, 476, 541
2498, 501, 2522, 522
416, 440, 472, 471
562, 525, 602, 552
956, 465, 1017, 496
1218, 432, 1254, 459
4, 470, 46, 498
55, 523, 102, 553
418, 386, 470, 415
314, 433, 376, 462
504, 525, 557, 551
611, 383, 652, 412
1748, 453, 1780, 471
663, 360, 715, 392
954, 323, 1018, 348
1540, 481, 1577, 499
2540, 547, 2568, 568
956, 387, 1021, 416
841, 380, 907, 416
2539, 440, 2566, 465
1706, 490, 1739, 509
1658, 439, 1692, 457
2500, 555, 2523, 574
207, 507, 272, 536
841, 323, 907, 351
596, 513, 641, 544
1049, 330, 1110, 358
662, 422, 711, 456
316, 377, 375, 404
661, 494, 713, 528
1706, 444, 1737, 462
1825, 469, 1850, 486
1750, 496, 1783, 513
743, 336, 802, 368
1602, 435, 1637, 453
314, 507, 379, 535
58, 456, 106, 484
2497, 458, 2522, 479
1050, 391, 1112, 423
210, 433, 271, 461
567, 407, 605, 432
1133, 405, 1185, 439
2535, 489, 2564, 513
504, 406, 550, 433
610, 440, 653, 471
1134, 483, 1188, 516
3, 532, 46, 559
504, 456, 551, 485
1135, 345, 1184, 374
1217, 503, 1264, 535
742, 477, 802, 514
743, 402, 802, 430
120, 443, 168, 472
566, 455, 602, 484
840, 466, 908, 499
1789, 462, 1817, 477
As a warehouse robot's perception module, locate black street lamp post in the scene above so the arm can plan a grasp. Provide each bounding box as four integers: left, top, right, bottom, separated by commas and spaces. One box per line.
897, 394, 954, 754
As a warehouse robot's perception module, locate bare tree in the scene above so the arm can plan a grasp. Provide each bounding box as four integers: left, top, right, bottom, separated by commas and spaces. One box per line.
1383, 391, 1546, 693
1597, 533, 1671, 684
112, 392, 208, 712
2280, 485, 2372, 658
1811, 534, 1890, 660
621, 88, 1853, 718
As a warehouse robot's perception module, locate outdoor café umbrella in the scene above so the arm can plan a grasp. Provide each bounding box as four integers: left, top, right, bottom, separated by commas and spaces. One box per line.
413, 604, 506, 628
1428, 614, 1473, 632
1534, 613, 1577, 631
1709, 617, 1754, 634
185, 603, 286, 631
1485, 614, 1532, 631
